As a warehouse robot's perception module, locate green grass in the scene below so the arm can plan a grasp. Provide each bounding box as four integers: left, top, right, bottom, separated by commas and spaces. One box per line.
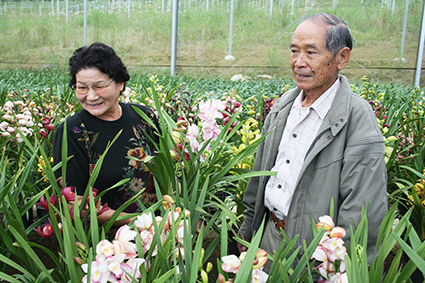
0, 0, 423, 84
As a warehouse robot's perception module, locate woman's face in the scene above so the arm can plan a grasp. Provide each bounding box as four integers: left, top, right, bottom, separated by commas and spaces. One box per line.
74, 68, 124, 121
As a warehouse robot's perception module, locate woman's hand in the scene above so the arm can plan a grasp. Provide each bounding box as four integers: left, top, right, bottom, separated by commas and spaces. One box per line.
237, 233, 251, 253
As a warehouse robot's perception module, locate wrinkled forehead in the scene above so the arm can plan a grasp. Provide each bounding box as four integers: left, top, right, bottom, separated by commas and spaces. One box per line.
291, 20, 328, 46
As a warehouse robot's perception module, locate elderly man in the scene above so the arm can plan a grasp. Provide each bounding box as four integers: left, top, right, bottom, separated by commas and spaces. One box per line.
238, 13, 388, 271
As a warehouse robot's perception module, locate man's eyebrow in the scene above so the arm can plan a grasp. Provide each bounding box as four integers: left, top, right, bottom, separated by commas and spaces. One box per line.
289, 43, 319, 50
306, 44, 319, 50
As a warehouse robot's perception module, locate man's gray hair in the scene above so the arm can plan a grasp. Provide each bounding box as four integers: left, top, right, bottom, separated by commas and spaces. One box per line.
302, 13, 353, 57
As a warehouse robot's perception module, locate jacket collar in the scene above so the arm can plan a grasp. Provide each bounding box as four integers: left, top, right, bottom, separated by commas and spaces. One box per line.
319, 75, 351, 137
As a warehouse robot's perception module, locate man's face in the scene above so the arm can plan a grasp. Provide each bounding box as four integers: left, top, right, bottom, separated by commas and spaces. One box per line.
290, 20, 342, 98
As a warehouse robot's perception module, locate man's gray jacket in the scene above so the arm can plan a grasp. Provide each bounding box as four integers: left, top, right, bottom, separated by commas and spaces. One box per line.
239, 75, 388, 262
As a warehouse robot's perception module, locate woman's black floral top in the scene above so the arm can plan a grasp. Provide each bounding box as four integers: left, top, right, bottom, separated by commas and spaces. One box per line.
53, 103, 160, 212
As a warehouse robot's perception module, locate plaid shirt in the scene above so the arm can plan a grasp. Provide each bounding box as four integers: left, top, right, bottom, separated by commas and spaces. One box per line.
264, 79, 340, 220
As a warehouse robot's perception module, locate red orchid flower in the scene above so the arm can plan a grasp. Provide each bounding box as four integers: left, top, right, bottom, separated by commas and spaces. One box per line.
34, 223, 54, 239
37, 195, 58, 211
61, 186, 75, 202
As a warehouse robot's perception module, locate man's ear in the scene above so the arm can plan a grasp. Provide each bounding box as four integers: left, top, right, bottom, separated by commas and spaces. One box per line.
337, 47, 351, 70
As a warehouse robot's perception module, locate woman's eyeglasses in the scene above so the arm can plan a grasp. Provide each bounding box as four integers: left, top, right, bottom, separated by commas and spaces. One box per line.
72, 79, 114, 95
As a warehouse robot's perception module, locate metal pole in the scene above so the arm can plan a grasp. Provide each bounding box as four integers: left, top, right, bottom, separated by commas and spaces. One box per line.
171, 0, 179, 75
51, 0, 54, 14
291, 0, 294, 14
400, 0, 409, 60
128, 0, 131, 17
66, 0, 69, 24
269, 0, 273, 20
392, 0, 395, 14
414, 0, 425, 86
84, 0, 87, 46
228, 0, 234, 56
162, 0, 165, 14
56, 0, 59, 18
206, 0, 209, 11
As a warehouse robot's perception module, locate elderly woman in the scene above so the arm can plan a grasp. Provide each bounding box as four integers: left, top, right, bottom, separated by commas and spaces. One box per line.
53, 42, 159, 226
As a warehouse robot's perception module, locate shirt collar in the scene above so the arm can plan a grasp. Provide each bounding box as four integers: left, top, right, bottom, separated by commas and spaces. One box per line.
293, 78, 340, 120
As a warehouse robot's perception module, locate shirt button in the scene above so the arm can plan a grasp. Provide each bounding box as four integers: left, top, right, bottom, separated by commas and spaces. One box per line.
277, 184, 282, 189
292, 133, 297, 138
286, 159, 290, 164
273, 207, 277, 211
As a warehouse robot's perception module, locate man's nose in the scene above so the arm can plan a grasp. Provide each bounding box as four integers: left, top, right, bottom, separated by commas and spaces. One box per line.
294, 53, 307, 67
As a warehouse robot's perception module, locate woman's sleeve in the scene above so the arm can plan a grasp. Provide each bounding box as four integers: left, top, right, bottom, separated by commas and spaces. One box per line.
53, 121, 90, 195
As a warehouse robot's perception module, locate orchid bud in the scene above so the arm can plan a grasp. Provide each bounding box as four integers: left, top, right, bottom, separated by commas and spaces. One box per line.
252, 256, 267, 269
184, 209, 191, 217
206, 262, 213, 273
76, 242, 87, 253
201, 270, 208, 283
73, 256, 86, 265
163, 195, 174, 205
316, 215, 334, 231
330, 227, 346, 239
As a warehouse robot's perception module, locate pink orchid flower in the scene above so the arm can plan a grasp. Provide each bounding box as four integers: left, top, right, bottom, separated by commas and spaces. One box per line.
134, 212, 154, 231
96, 240, 115, 260
251, 268, 269, 283
113, 225, 137, 259
221, 254, 241, 274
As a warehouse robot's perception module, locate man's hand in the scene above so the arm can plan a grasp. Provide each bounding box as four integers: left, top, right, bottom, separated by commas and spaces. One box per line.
237, 233, 251, 253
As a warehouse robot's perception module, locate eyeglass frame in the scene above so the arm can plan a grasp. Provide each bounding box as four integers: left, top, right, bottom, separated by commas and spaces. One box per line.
71, 79, 115, 94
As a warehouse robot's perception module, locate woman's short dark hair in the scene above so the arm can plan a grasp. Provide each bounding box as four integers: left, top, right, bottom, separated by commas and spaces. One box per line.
68, 42, 130, 89
302, 13, 353, 57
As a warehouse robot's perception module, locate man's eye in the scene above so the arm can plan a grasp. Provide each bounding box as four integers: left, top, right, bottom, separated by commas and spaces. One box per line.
77, 86, 88, 90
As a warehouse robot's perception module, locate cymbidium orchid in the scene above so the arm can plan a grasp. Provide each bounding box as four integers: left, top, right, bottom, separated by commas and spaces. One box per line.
80, 195, 193, 283
35, 222, 55, 239
96, 240, 115, 260
37, 195, 58, 211
82, 223, 146, 282
312, 215, 348, 283
61, 186, 76, 202
0, 98, 35, 143
121, 258, 146, 281
221, 254, 241, 274
134, 212, 154, 231
173, 98, 225, 162
81, 260, 109, 283
139, 229, 155, 254
220, 249, 268, 282
113, 225, 137, 259
315, 215, 335, 231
